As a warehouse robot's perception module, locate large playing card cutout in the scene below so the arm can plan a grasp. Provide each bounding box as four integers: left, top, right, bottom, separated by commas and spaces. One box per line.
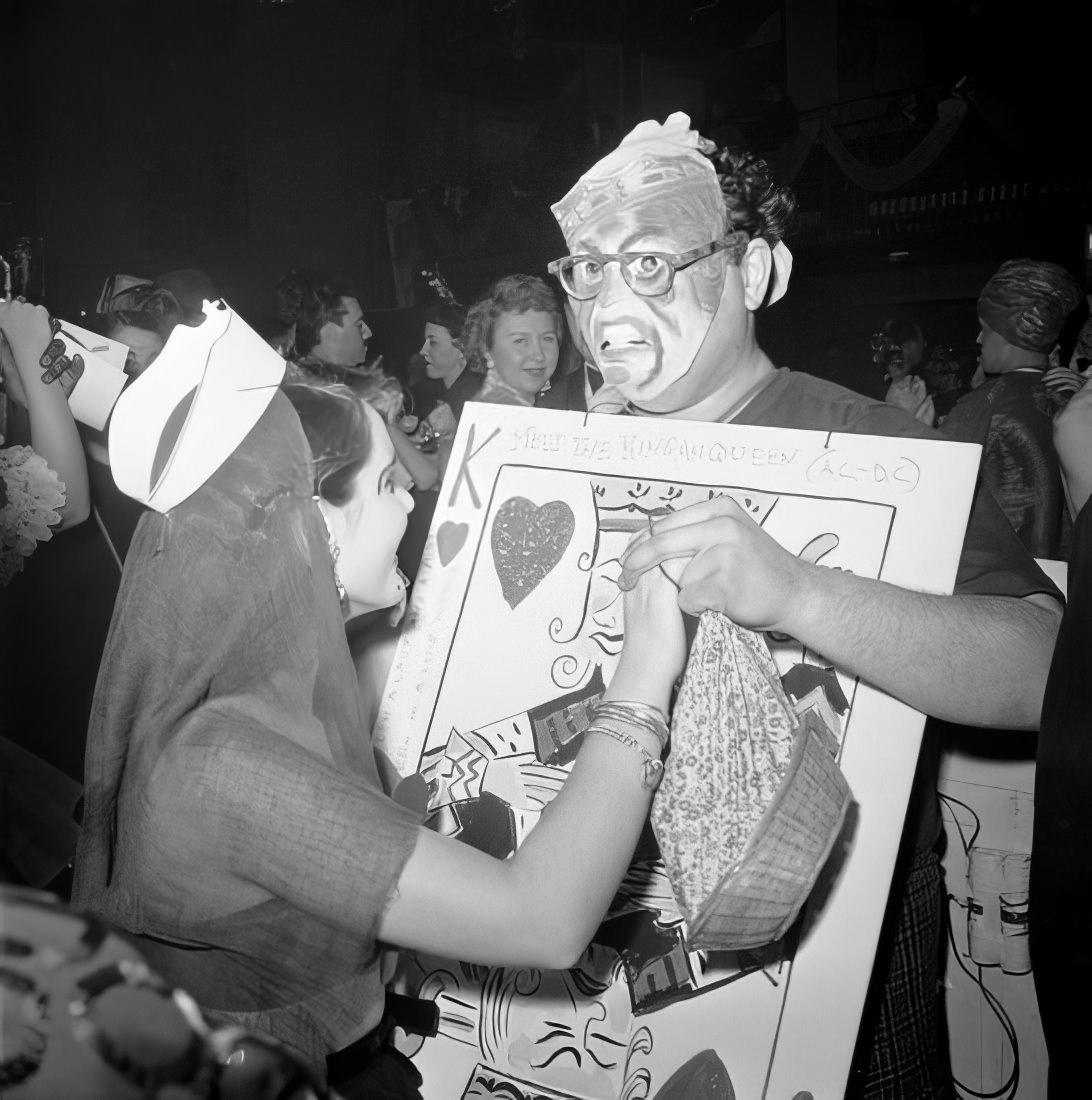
490, 496, 575, 609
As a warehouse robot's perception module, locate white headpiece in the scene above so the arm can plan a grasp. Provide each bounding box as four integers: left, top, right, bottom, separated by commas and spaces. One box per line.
109, 300, 286, 513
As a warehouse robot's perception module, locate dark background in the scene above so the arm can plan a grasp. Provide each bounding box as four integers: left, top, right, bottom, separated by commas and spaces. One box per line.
2, 0, 1089, 396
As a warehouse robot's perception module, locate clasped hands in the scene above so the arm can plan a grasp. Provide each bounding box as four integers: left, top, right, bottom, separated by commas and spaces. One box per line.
618, 496, 810, 634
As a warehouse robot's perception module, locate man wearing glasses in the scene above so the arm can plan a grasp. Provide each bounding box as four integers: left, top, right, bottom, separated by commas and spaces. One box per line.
546, 113, 1061, 1100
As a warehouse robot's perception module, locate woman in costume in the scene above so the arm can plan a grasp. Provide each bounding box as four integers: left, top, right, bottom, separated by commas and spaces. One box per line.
71, 325, 684, 1098
463, 274, 563, 407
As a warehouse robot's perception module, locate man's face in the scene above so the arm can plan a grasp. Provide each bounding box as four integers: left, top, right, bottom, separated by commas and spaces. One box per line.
317, 295, 372, 366
566, 201, 737, 410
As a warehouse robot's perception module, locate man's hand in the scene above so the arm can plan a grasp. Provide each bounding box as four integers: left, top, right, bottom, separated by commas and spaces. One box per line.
619, 496, 810, 632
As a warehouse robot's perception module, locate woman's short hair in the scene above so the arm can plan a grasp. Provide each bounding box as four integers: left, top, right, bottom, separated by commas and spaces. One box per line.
422, 301, 468, 346
275, 270, 354, 357
282, 382, 371, 508
462, 274, 563, 375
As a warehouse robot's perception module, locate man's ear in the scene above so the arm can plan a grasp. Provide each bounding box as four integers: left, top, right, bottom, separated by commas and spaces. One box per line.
740, 237, 773, 311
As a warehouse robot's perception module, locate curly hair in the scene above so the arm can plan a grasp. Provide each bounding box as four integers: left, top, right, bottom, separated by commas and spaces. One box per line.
462, 274, 563, 375
282, 381, 371, 508
711, 148, 797, 246
274, 269, 354, 357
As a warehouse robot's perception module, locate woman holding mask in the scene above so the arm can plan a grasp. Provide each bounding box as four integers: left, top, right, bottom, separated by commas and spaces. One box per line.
72, 353, 684, 1099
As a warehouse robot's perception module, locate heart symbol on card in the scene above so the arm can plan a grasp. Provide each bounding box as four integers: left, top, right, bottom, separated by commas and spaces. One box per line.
491, 497, 575, 609
436, 521, 469, 566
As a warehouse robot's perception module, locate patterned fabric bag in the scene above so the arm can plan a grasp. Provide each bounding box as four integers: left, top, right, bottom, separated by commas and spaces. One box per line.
651, 611, 852, 950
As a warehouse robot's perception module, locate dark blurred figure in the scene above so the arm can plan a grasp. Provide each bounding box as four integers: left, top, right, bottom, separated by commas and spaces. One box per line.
1, 301, 90, 891
941, 259, 1082, 559
873, 311, 965, 425
1030, 371, 1092, 1097
153, 268, 217, 326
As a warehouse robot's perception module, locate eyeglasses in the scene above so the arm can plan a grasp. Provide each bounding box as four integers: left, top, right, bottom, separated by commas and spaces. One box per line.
547, 231, 749, 300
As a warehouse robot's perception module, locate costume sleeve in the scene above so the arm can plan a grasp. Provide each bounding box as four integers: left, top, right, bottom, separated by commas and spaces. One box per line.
177, 707, 421, 942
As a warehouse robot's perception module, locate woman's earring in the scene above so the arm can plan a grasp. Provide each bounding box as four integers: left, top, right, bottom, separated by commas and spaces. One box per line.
316, 497, 349, 614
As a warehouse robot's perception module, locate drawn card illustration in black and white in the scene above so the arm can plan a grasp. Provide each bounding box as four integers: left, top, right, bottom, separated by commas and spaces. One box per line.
375, 405, 980, 1100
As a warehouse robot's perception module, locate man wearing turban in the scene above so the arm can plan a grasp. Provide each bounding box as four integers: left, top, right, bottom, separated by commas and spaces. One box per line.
942, 258, 1082, 558
547, 115, 1063, 1099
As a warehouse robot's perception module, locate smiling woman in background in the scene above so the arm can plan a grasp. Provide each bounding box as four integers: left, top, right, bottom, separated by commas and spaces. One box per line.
463, 274, 563, 406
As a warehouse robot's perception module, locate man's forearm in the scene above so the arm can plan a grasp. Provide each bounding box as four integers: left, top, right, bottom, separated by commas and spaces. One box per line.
788, 566, 1061, 729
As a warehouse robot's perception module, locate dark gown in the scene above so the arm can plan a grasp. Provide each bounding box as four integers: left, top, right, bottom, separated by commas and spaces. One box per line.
1029, 496, 1092, 1097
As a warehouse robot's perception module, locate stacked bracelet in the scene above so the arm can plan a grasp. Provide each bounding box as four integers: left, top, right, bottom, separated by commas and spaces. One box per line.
584, 724, 666, 791
590, 700, 670, 753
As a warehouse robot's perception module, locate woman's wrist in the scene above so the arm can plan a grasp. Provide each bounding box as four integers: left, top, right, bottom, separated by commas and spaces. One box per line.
602, 661, 673, 713
591, 700, 668, 752
581, 698, 669, 792
583, 723, 665, 790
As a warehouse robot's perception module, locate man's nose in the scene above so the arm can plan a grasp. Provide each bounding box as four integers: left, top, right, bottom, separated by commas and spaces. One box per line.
596, 260, 633, 307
